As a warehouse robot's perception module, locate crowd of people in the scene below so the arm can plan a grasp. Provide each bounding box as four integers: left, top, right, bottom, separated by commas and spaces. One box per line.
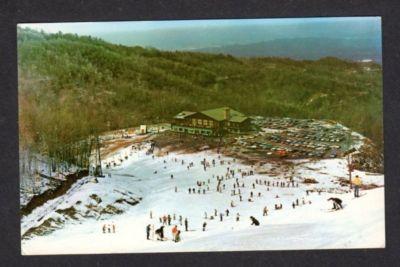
101, 142, 363, 244
145, 211, 189, 242
139, 150, 321, 244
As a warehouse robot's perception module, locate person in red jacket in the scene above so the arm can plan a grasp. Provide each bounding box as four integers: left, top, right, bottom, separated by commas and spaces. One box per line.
171, 225, 178, 241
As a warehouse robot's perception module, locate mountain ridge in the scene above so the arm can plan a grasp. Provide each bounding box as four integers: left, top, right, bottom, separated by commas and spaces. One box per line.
194, 37, 381, 63
17, 28, 383, 162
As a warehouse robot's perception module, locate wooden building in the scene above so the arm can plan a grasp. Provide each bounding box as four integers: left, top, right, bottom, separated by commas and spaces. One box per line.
171, 107, 252, 136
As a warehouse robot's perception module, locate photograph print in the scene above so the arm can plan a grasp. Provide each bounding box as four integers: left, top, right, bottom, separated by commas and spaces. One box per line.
18, 17, 384, 254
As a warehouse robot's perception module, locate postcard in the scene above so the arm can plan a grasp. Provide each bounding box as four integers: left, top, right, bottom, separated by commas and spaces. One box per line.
18, 17, 384, 255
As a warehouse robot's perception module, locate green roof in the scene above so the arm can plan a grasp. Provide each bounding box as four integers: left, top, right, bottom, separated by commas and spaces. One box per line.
174, 111, 196, 119
201, 107, 248, 123
173, 107, 249, 123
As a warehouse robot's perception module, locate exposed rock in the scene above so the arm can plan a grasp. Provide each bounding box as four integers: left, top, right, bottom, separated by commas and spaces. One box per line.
303, 178, 319, 184
55, 206, 78, 220
101, 204, 123, 215
89, 194, 102, 204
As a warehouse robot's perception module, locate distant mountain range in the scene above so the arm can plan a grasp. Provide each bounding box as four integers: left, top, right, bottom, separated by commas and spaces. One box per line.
194, 38, 382, 63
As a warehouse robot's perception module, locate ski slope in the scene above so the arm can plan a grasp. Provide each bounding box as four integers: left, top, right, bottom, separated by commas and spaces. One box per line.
21, 142, 385, 255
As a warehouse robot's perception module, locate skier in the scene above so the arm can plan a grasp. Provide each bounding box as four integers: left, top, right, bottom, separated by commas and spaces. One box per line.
214, 209, 217, 216
179, 215, 183, 225
353, 175, 362, 198
184, 218, 188, 231
189, 188, 191, 194
239, 195, 243, 202
155, 226, 165, 240
202, 222, 207, 231
102, 224, 106, 234
328, 197, 343, 210
175, 186, 177, 193
171, 174, 174, 179
150, 224, 155, 240
175, 230, 181, 242
226, 209, 229, 216
146, 224, 151, 240
220, 213, 223, 221
167, 214, 171, 225
150, 210, 153, 219
250, 216, 260, 226
263, 206, 268, 216
292, 202, 295, 209
204, 212, 208, 219
171, 225, 178, 241
236, 213, 240, 221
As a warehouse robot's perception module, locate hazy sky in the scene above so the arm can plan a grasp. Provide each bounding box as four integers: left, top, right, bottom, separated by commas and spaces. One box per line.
20, 17, 380, 34
19, 17, 382, 52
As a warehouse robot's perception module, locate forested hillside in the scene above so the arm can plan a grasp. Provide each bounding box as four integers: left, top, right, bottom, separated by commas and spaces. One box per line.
18, 27, 383, 166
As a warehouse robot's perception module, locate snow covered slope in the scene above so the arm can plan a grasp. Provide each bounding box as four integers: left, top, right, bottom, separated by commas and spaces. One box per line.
21, 142, 385, 255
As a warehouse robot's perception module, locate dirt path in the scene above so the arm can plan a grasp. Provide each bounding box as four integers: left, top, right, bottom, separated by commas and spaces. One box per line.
20, 170, 89, 217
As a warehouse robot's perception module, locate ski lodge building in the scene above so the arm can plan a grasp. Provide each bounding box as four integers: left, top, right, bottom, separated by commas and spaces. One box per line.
171, 107, 252, 136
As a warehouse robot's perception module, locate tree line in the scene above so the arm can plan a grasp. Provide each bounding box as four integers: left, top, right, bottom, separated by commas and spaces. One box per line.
18, 27, 383, 172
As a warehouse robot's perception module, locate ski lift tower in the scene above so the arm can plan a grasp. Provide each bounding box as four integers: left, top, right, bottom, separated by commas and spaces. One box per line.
344, 131, 356, 189
94, 135, 104, 177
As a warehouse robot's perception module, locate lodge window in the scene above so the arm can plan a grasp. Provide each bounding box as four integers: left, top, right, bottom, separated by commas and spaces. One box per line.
209, 121, 214, 127
198, 119, 202, 125
203, 120, 208, 126
192, 119, 197, 125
